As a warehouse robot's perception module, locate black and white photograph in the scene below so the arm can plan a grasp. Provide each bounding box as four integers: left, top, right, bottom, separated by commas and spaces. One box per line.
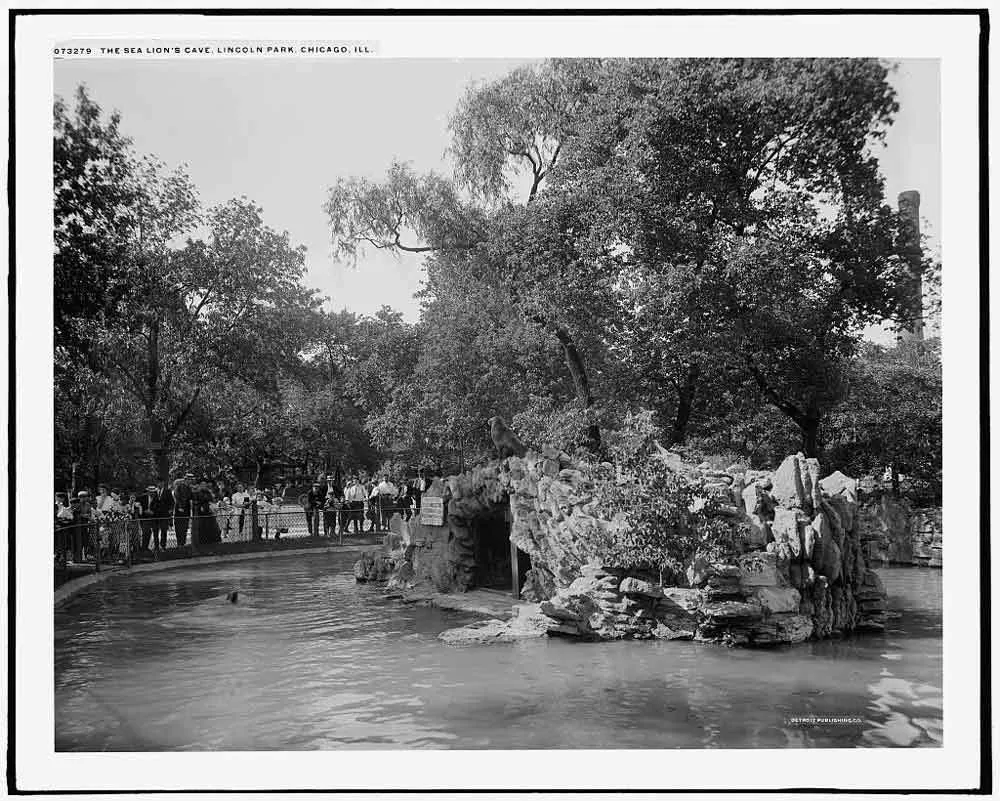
8, 7, 987, 794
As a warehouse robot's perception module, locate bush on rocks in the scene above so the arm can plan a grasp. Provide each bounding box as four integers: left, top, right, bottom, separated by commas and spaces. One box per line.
501, 440, 887, 647
588, 443, 745, 584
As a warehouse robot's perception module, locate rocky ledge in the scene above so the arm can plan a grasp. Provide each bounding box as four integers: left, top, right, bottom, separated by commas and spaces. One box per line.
500, 451, 887, 646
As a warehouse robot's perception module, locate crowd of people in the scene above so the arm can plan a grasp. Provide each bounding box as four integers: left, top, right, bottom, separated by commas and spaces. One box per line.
54, 468, 434, 566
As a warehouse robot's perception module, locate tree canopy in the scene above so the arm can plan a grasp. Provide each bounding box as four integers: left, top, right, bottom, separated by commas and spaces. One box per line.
324, 57, 934, 471
55, 61, 942, 505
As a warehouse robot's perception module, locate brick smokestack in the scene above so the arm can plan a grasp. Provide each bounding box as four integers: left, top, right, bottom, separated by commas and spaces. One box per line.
896, 189, 924, 343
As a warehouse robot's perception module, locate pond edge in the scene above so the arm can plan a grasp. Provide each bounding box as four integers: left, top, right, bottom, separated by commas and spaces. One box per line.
53, 544, 373, 608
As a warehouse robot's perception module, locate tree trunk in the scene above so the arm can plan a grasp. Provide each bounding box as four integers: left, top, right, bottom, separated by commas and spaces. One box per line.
150, 416, 168, 481
746, 360, 823, 458
669, 366, 700, 445
798, 415, 821, 458
551, 325, 601, 448
147, 315, 168, 480
93, 442, 103, 488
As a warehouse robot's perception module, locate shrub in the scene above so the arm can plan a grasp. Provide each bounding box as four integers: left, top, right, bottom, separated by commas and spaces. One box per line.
589, 412, 744, 583
511, 395, 615, 456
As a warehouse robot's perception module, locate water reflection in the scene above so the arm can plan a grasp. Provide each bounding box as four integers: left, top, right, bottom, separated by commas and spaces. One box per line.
55, 559, 942, 750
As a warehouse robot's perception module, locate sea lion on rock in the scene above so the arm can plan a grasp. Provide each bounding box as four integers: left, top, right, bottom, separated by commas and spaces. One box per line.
488, 415, 527, 459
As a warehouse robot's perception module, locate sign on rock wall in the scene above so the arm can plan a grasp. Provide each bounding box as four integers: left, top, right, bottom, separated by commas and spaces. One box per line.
420, 496, 445, 526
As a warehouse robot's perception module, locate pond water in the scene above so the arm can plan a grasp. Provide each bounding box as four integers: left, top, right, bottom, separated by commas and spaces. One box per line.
55, 555, 942, 750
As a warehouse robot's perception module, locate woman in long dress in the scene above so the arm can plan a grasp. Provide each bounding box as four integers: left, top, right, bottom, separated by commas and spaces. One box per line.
193, 480, 222, 544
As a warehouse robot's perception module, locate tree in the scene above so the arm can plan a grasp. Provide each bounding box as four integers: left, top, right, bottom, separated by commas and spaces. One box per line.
54, 86, 382, 489
448, 60, 597, 202
343, 306, 421, 423
53, 86, 137, 367
54, 361, 147, 491
368, 261, 573, 468
95, 193, 321, 479
826, 339, 942, 503
556, 58, 915, 455
326, 62, 616, 449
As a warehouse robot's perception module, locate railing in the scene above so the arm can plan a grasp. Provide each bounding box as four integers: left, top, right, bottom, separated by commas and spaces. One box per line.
54, 497, 421, 584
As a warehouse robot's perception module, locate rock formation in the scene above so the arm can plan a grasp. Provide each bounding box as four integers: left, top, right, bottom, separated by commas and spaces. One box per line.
858, 496, 942, 568
376, 447, 888, 648
498, 450, 887, 646
356, 470, 511, 593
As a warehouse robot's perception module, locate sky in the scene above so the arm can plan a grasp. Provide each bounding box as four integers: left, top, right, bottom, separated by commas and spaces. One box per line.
54, 57, 941, 329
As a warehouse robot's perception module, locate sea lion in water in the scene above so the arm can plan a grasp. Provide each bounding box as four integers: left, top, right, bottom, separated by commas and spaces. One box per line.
226, 591, 239, 603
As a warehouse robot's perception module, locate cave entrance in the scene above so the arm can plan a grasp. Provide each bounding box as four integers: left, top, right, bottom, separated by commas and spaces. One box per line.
470, 504, 530, 596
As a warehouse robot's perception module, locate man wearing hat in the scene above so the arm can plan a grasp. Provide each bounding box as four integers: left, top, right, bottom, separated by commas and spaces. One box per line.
172, 473, 195, 548
304, 481, 323, 537
323, 483, 343, 538
72, 490, 93, 562
138, 484, 159, 551
343, 476, 366, 535
150, 479, 174, 552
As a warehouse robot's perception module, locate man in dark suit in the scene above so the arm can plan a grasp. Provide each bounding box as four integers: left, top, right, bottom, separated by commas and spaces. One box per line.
138, 485, 157, 551
172, 473, 194, 548
150, 479, 174, 552
305, 482, 322, 537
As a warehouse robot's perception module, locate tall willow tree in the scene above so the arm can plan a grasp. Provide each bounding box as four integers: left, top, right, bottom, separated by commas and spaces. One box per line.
325, 62, 613, 448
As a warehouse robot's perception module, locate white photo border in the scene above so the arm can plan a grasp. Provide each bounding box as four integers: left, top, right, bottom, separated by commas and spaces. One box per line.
11, 8, 985, 793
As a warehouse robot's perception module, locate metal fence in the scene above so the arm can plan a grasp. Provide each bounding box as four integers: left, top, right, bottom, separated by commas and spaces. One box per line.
54, 497, 421, 576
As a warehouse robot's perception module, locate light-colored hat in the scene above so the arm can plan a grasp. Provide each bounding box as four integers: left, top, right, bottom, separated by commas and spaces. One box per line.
146, 485, 158, 492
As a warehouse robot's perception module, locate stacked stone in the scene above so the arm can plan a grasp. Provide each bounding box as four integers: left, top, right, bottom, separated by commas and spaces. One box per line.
520, 451, 887, 646
749, 455, 887, 636
695, 463, 746, 518
682, 553, 810, 646
537, 565, 700, 641
378, 469, 529, 593
910, 508, 943, 567
502, 447, 610, 592
376, 446, 888, 647
857, 495, 942, 568
857, 495, 913, 565
353, 550, 398, 583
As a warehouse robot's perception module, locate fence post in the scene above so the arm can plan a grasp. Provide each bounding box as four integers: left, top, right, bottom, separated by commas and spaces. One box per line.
94, 523, 101, 573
